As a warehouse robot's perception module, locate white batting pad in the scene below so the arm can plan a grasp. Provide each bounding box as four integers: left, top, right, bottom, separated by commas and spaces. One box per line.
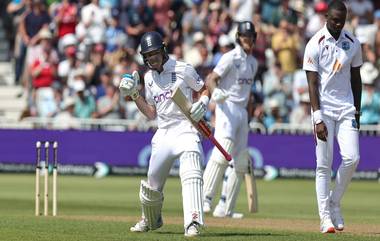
234, 149, 250, 173
220, 166, 234, 199
139, 180, 163, 230
203, 138, 234, 203
210, 166, 233, 216
180, 152, 204, 228
210, 138, 234, 164
224, 170, 244, 216
223, 150, 249, 215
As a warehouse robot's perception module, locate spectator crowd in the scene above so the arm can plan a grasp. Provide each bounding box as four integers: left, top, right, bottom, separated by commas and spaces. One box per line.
1, 0, 380, 130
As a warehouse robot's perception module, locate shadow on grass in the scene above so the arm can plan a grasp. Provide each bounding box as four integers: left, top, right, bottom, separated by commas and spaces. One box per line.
156, 231, 184, 235
157, 230, 287, 237
202, 232, 287, 237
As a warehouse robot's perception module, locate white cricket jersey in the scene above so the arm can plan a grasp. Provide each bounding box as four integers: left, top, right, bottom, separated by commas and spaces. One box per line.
144, 58, 204, 129
303, 25, 362, 117
214, 45, 258, 107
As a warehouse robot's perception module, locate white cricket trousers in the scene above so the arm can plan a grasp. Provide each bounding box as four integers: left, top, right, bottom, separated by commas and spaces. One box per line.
145, 124, 205, 228
146, 125, 202, 191
315, 114, 360, 220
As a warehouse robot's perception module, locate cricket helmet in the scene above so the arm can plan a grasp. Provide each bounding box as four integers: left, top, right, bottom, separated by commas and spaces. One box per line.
140, 31, 168, 69
236, 21, 257, 43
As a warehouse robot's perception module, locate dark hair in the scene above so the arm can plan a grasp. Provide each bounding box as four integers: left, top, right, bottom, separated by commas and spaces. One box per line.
328, 0, 347, 13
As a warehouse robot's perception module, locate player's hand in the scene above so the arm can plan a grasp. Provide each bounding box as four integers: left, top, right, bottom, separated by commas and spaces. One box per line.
119, 70, 140, 100
211, 88, 229, 103
315, 122, 328, 142
355, 114, 360, 130
190, 95, 209, 122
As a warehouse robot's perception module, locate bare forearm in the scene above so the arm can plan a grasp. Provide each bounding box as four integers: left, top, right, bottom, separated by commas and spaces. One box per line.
205, 72, 220, 93
7, 2, 24, 14
351, 67, 362, 112
306, 71, 320, 111
199, 85, 210, 98
352, 82, 362, 112
132, 96, 156, 120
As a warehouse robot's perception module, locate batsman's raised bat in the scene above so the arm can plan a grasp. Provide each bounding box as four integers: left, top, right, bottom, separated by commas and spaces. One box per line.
171, 87, 232, 161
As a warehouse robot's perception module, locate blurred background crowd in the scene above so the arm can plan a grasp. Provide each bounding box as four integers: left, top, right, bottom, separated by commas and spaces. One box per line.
0, 0, 380, 131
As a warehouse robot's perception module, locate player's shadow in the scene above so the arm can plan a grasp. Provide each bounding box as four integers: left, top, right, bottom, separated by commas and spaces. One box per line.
156, 231, 184, 235
157, 231, 287, 237
202, 232, 287, 237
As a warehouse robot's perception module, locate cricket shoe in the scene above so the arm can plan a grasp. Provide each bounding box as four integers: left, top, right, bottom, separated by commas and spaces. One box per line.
130, 219, 149, 232
130, 218, 163, 232
203, 200, 212, 213
185, 222, 201, 237
320, 216, 335, 233
331, 208, 344, 231
212, 203, 244, 219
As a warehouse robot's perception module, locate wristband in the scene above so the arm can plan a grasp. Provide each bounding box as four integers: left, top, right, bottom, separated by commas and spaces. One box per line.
131, 90, 140, 100
199, 95, 210, 106
313, 110, 323, 124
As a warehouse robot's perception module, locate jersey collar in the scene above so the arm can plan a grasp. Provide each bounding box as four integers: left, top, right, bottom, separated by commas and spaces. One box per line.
161, 58, 175, 73
322, 24, 345, 42
235, 45, 248, 59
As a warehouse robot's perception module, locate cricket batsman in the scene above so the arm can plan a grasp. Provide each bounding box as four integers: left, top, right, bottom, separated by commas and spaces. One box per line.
119, 31, 209, 237
203, 21, 258, 218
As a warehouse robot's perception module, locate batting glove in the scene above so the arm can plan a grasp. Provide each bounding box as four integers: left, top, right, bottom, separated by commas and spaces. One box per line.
211, 88, 229, 103
119, 70, 140, 100
190, 95, 209, 122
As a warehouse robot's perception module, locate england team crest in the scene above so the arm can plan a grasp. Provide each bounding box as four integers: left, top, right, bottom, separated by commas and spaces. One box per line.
342, 41, 350, 51
233, 59, 240, 69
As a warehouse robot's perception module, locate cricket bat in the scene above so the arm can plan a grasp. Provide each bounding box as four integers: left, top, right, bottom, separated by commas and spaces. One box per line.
245, 156, 258, 212
171, 87, 232, 161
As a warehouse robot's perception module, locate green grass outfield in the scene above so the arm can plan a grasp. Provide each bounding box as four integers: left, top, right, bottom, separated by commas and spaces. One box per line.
0, 174, 379, 241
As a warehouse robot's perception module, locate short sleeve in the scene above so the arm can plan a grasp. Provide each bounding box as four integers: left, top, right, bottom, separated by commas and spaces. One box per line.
144, 74, 155, 106
303, 39, 319, 72
184, 64, 204, 91
252, 58, 258, 77
213, 53, 232, 79
351, 42, 363, 68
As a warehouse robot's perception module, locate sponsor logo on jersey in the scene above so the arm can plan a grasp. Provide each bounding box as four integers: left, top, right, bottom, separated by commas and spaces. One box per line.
332, 59, 342, 73
237, 78, 254, 85
153, 89, 173, 104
